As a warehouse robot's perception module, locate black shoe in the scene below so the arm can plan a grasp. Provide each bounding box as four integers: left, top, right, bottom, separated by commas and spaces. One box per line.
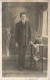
18, 67, 23, 71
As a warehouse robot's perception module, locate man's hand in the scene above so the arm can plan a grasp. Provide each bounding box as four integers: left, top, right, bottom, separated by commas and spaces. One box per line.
16, 43, 18, 48
29, 41, 33, 45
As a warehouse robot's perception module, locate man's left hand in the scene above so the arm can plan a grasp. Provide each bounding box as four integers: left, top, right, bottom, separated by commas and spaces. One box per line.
29, 41, 33, 45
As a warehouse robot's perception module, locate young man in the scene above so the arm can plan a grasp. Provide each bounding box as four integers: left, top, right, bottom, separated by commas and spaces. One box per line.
15, 12, 32, 70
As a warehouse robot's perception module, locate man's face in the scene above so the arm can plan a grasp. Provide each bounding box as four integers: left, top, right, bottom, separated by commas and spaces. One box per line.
20, 14, 26, 21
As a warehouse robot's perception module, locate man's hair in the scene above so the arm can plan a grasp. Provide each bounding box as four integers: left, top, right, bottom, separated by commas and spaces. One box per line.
20, 12, 26, 18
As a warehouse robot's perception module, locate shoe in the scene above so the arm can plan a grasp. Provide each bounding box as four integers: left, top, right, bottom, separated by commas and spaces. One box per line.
18, 67, 23, 71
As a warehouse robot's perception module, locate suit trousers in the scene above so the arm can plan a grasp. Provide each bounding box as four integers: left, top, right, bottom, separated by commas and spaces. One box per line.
18, 45, 26, 68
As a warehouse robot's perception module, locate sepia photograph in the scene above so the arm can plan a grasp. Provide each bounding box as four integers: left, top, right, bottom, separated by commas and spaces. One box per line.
2, 2, 48, 77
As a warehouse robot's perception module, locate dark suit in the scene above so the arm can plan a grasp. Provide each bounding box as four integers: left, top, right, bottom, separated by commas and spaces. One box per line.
15, 21, 31, 68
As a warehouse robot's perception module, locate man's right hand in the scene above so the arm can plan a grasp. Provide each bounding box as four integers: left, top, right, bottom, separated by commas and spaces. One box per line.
16, 43, 18, 48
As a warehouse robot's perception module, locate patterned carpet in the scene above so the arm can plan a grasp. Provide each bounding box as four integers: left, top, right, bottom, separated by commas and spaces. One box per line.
2, 55, 47, 77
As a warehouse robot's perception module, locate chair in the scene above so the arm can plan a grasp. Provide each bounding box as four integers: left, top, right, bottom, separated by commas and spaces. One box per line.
30, 44, 48, 72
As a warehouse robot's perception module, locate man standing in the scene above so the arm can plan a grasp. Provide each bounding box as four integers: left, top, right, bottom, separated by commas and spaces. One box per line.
15, 13, 32, 70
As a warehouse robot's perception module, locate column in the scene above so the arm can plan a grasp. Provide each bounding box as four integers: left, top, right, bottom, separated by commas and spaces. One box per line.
6, 3, 11, 56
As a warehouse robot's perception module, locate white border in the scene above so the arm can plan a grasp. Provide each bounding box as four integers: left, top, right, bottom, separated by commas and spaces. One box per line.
0, 0, 50, 80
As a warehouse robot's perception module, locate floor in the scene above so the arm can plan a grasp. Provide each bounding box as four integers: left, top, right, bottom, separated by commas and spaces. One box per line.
2, 55, 47, 77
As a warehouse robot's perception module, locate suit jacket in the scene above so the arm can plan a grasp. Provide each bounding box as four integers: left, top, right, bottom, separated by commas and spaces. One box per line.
15, 21, 31, 46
